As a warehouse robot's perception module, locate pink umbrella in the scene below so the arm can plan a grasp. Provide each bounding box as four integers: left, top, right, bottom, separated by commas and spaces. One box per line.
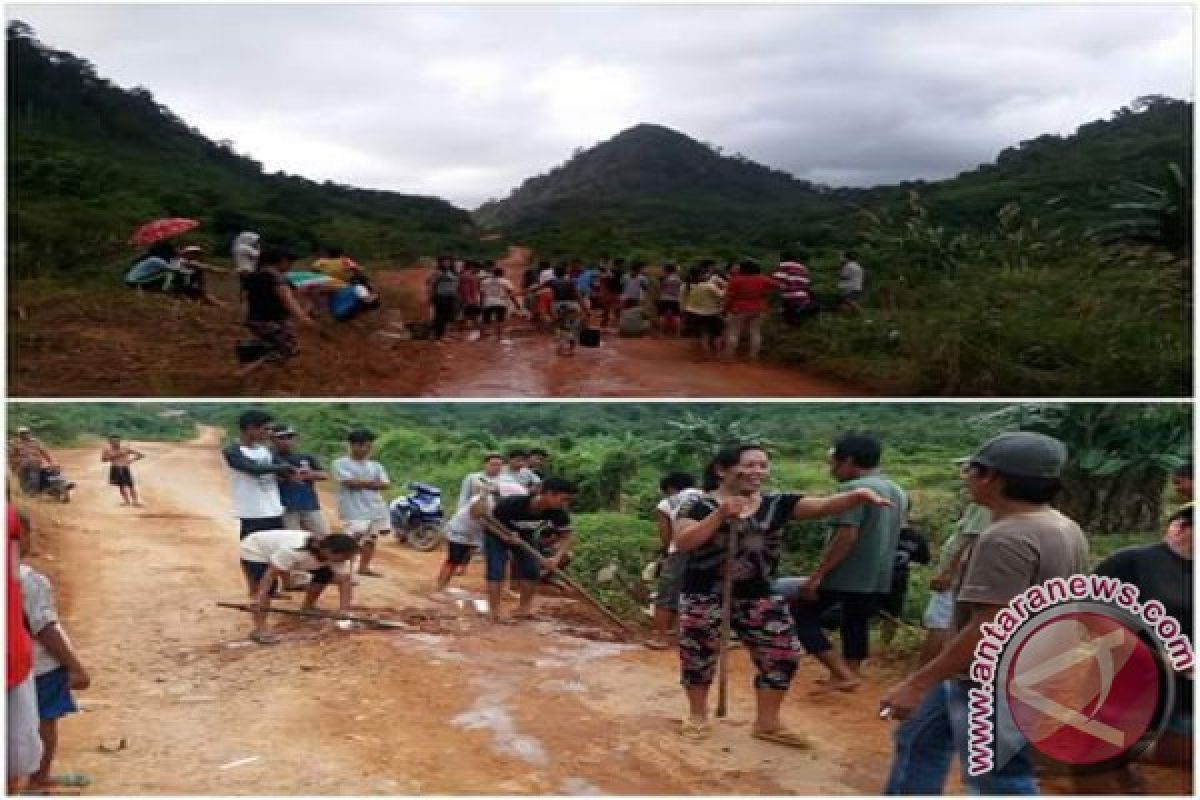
130, 217, 199, 246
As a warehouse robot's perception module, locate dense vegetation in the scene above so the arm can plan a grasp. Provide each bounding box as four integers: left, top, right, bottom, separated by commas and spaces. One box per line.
7, 21, 480, 280
9, 402, 1187, 622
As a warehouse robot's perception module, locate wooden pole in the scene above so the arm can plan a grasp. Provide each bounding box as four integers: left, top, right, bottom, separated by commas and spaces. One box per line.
478, 513, 636, 634
216, 602, 408, 629
715, 519, 741, 719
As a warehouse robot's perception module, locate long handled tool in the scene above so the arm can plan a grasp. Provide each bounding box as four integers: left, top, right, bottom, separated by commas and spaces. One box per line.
216, 601, 409, 629
478, 513, 635, 634
715, 518, 741, 719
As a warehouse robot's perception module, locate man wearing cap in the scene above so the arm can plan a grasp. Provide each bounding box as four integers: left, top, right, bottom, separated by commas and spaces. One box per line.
333, 430, 391, 577
881, 431, 1088, 795
8, 429, 55, 496
271, 425, 329, 538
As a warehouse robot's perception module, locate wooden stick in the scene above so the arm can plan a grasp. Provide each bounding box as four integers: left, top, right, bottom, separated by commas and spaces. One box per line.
716, 520, 740, 718
216, 602, 408, 629
478, 513, 635, 633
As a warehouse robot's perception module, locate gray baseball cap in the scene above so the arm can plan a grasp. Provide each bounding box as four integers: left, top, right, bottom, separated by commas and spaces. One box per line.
963, 432, 1068, 479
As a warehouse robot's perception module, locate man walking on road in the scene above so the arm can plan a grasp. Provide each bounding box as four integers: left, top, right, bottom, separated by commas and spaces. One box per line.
333, 429, 391, 577
222, 410, 294, 539
792, 433, 908, 691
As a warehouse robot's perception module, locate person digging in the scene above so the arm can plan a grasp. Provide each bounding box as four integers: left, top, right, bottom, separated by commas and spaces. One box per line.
672, 444, 894, 748
473, 477, 576, 624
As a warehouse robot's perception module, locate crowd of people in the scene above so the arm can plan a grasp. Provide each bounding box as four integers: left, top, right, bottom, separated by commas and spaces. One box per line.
419, 252, 869, 361
6, 419, 1192, 794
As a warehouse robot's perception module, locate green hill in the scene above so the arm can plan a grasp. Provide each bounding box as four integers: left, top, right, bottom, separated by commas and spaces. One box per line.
475, 99, 1191, 257
6, 21, 480, 279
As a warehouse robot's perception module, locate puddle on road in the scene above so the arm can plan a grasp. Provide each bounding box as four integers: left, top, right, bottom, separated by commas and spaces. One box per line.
538, 678, 587, 694
451, 681, 549, 767
561, 777, 605, 795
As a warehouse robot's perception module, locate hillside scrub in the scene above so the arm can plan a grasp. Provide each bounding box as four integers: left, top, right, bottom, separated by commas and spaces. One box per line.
763, 196, 1190, 396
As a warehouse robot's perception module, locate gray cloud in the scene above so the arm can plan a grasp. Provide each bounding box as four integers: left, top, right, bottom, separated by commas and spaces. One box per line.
9, 3, 1192, 208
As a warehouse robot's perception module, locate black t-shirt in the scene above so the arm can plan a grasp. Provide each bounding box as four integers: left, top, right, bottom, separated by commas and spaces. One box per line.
491, 495, 571, 543
243, 269, 289, 322
892, 525, 932, 585
1096, 542, 1193, 716
680, 492, 801, 598
551, 278, 578, 303
1096, 543, 1192, 646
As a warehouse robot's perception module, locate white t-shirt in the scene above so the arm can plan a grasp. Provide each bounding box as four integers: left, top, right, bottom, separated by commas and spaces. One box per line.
480, 276, 514, 308
238, 529, 351, 575
445, 504, 483, 546
838, 261, 865, 293
501, 467, 541, 490
333, 458, 390, 521
538, 268, 556, 285
227, 444, 284, 519
19, 565, 69, 677
233, 240, 260, 274
655, 488, 704, 554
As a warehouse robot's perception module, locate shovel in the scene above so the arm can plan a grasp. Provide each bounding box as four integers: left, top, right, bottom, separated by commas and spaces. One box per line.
477, 513, 635, 634
216, 602, 409, 629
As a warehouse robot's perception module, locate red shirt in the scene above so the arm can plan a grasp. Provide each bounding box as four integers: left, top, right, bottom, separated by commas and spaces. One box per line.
724, 274, 778, 314
7, 506, 32, 689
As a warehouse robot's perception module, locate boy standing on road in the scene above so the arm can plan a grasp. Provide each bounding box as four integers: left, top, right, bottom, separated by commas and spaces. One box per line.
333, 429, 391, 577
18, 558, 91, 792
100, 434, 145, 507
222, 410, 295, 540
271, 424, 329, 538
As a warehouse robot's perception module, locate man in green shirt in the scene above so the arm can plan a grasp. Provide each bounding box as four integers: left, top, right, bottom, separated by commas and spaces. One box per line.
793, 432, 908, 691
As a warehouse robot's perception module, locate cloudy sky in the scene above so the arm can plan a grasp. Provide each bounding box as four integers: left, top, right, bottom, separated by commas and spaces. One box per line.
9, 3, 1192, 209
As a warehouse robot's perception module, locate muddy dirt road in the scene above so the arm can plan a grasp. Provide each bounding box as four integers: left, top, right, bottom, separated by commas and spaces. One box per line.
381, 248, 863, 398
21, 431, 1188, 795
22, 429, 894, 795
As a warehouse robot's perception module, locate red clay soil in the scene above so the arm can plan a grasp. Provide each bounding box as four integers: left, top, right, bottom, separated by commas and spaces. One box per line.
15, 430, 1189, 795
9, 246, 865, 397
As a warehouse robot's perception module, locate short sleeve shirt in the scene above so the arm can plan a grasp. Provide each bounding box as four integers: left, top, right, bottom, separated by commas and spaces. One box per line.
681, 492, 802, 598
19, 565, 69, 676
239, 529, 351, 576
243, 269, 289, 322
953, 509, 1089, 632
724, 275, 777, 314
491, 495, 571, 543
838, 261, 865, 293
276, 452, 322, 512
333, 458, 390, 522
823, 474, 908, 594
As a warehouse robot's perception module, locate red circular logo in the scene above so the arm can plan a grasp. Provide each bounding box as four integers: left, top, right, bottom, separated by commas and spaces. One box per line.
1004, 610, 1161, 766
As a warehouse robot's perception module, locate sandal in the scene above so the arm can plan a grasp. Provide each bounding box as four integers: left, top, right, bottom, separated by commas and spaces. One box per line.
643, 638, 671, 651
681, 717, 712, 741
752, 728, 813, 749
249, 631, 281, 645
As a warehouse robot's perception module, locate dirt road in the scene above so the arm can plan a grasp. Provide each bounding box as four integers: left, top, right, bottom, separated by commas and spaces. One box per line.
21, 431, 1189, 795
23, 429, 897, 795
381, 248, 863, 398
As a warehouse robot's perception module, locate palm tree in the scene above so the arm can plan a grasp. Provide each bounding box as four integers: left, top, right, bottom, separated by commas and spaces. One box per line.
976, 404, 1190, 534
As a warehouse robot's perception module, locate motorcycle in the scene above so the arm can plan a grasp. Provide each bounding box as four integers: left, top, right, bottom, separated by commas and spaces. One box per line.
39, 466, 75, 504
388, 482, 444, 551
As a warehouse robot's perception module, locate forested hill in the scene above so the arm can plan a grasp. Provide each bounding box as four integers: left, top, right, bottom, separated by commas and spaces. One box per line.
7, 21, 479, 278
476, 98, 1192, 256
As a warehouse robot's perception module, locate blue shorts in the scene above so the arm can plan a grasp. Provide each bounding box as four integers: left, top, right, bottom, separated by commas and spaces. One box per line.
35, 667, 78, 721
483, 532, 540, 583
